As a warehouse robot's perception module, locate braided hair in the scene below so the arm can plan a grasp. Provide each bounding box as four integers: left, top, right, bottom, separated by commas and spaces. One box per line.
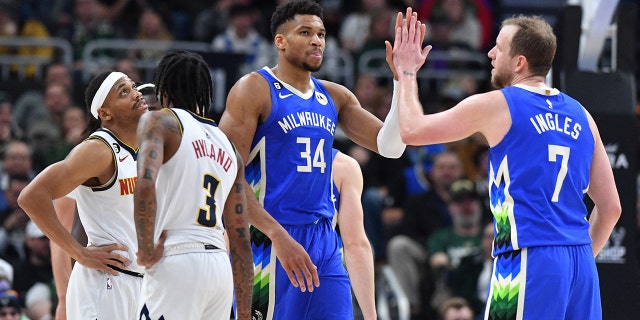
153, 49, 213, 117
270, 0, 324, 38
83, 71, 111, 136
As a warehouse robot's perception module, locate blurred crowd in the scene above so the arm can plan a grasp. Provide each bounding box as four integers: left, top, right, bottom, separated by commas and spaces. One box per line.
0, 0, 637, 319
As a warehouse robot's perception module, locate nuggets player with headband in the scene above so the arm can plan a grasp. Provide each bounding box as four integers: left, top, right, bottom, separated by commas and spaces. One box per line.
219, 1, 408, 318
392, 8, 620, 319
134, 50, 253, 319
18, 71, 150, 319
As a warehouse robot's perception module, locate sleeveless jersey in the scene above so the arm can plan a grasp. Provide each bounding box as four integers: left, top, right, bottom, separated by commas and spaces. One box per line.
153, 109, 237, 250
488, 85, 595, 256
71, 129, 142, 274
247, 67, 338, 225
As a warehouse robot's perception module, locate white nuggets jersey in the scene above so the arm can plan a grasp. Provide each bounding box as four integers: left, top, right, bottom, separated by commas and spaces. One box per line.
71, 129, 142, 274
153, 108, 237, 250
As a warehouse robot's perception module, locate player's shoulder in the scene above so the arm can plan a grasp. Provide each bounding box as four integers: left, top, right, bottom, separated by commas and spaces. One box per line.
333, 151, 362, 183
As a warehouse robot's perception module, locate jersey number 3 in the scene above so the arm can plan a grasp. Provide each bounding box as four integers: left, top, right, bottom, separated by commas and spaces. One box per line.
198, 174, 220, 227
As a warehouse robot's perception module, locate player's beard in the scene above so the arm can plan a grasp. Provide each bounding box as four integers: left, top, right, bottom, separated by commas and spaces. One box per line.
303, 61, 322, 73
491, 73, 506, 89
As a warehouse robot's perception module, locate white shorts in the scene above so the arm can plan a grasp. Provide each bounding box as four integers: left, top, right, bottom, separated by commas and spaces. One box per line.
66, 262, 143, 319
138, 242, 233, 320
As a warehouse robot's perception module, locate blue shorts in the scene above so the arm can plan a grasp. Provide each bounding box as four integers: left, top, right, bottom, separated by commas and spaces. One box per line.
485, 245, 601, 320
251, 218, 352, 320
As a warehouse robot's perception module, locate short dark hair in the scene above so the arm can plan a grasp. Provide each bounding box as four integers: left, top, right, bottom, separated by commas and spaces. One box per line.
270, 0, 323, 38
153, 49, 213, 117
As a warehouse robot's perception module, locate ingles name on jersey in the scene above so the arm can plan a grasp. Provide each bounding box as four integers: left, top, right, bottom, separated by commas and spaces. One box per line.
528, 112, 582, 139
119, 176, 137, 196
191, 139, 233, 172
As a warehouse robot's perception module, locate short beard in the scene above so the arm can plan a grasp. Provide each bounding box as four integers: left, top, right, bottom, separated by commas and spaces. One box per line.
491, 73, 510, 89
303, 62, 321, 73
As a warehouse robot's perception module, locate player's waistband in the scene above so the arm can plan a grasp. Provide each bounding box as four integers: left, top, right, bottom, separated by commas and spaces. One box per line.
163, 242, 223, 256
107, 265, 144, 278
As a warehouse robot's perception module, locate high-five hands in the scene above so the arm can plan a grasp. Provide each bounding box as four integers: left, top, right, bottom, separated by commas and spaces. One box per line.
385, 7, 431, 79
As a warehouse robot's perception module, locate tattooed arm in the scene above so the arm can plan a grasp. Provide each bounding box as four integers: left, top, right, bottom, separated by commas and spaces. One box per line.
134, 109, 177, 267
224, 150, 253, 319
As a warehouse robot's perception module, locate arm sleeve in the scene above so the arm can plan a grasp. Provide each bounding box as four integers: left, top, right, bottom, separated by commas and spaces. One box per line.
376, 80, 406, 158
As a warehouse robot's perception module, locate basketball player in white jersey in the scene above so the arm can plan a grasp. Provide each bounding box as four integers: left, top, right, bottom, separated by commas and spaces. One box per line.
134, 50, 253, 319
18, 71, 151, 319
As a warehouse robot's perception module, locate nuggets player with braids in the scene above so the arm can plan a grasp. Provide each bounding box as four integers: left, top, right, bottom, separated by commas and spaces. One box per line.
134, 50, 253, 319
18, 71, 150, 319
392, 8, 621, 319
219, 1, 408, 318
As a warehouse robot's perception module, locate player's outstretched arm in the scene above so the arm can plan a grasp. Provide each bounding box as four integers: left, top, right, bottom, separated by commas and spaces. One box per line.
225, 152, 253, 319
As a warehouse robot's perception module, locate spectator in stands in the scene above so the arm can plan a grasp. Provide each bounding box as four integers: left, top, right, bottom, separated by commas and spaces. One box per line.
69, 0, 117, 68
0, 141, 35, 191
439, 297, 475, 320
420, 0, 483, 51
0, 1, 54, 79
355, 7, 396, 74
0, 289, 22, 320
339, 0, 388, 54
115, 57, 142, 83
0, 175, 31, 265
192, 0, 247, 42
36, 106, 87, 167
0, 257, 22, 319
11, 220, 53, 320
211, 3, 272, 74
134, 7, 174, 60
386, 150, 464, 318
428, 179, 483, 312
0, 99, 22, 151
13, 62, 77, 136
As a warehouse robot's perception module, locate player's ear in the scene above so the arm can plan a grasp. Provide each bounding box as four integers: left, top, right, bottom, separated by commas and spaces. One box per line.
274, 34, 286, 50
98, 108, 111, 121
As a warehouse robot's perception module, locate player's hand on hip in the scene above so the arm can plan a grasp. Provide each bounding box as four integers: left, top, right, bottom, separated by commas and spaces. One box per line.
137, 230, 167, 268
272, 234, 320, 292
390, 7, 431, 76
79, 243, 130, 276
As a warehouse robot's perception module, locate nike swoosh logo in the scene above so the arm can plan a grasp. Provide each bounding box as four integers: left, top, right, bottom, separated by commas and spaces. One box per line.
119, 155, 129, 162
279, 92, 293, 99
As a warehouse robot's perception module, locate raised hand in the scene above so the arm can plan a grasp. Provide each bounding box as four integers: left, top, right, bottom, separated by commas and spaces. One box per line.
387, 7, 431, 78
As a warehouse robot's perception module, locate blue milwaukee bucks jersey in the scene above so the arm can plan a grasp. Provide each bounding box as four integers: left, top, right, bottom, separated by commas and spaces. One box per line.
489, 85, 595, 256
247, 67, 338, 225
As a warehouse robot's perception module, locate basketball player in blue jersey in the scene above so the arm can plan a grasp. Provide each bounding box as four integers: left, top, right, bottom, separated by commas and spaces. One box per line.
18, 71, 150, 319
133, 49, 253, 319
330, 149, 376, 319
392, 8, 621, 319
219, 0, 408, 318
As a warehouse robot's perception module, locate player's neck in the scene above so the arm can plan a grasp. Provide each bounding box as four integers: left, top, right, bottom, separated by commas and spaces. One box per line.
104, 125, 139, 150
272, 63, 312, 93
